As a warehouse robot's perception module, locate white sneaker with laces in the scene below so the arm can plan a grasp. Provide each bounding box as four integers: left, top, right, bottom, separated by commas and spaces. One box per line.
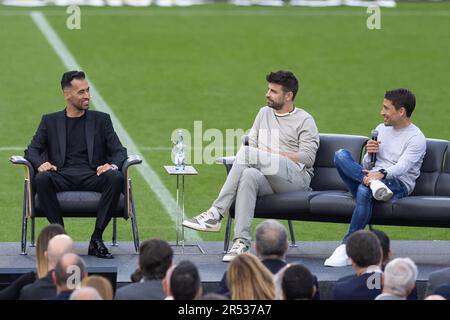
182, 210, 221, 232
222, 239, 249, 262
370, 180, 394, 201
324, 244, 351, 267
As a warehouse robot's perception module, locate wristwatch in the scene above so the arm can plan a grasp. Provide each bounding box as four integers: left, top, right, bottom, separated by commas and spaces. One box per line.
111, 164, 118, 171
378, 169, 387, 179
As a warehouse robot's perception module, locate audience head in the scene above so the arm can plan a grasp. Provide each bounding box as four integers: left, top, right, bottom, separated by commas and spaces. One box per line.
138, 239, 173, 280
371, 229, 391, 267
46, 234, 74, 271
170, 261, 202, 300
81, 275, 113, 300
162, 264, 177, 299
383, 258, 418, 298
52, 253, 87, 292
227, 253, 275, 300
346, 230, 382, 269
281, 264, 316, 300
36, 223, 65, 278
255, 220, 288, 260
70, 287, 102, 300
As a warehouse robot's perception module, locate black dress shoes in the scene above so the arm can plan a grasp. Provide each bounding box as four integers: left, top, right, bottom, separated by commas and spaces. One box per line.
88, 239, 114, 259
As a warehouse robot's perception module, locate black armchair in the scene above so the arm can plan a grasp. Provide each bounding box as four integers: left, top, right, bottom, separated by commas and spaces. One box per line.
9, 155, 142, 255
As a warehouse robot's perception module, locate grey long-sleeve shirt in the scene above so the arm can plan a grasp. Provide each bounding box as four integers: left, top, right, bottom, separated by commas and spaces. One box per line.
363, 123, 426, 194
248, 106, 320, 177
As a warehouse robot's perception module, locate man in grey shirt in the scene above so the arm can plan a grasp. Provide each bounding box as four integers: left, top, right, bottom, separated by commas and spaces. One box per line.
325, 88, 426, 267
183, 70, 319, 262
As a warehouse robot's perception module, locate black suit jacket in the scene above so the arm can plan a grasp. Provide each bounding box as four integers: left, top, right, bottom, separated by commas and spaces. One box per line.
19, 271, 56, 300
25, 109, 127, 171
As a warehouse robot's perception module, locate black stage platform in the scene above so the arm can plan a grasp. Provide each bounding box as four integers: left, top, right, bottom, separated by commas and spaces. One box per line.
1, 241, 449, 299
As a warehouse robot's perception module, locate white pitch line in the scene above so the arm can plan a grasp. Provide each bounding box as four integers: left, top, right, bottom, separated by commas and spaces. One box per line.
30, 11, 201, 241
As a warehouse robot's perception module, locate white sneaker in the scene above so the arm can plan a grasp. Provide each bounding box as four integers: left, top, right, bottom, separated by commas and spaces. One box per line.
324, 244, 351, 267
182, 210, 221, 232
370, 180, 393, 202
222, 239, 249, 262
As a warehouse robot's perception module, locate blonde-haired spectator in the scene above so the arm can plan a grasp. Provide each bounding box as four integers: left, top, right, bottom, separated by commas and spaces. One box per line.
81, 275, 113, 300
227, 253, 274, 300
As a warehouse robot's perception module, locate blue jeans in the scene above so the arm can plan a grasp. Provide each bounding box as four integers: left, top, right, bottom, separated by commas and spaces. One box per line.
334, 149, 408, 242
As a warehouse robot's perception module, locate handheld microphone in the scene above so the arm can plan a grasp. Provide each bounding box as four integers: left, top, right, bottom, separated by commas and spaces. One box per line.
370, 129, 378, 169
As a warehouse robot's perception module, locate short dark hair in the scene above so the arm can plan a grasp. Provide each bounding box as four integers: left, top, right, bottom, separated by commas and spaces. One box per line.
139, 239, 173, 280
282, 264, 315, 300
266, 70, 299, 100
170, 260, 201, 300
346, 230, 382, 268
371, 229, 390, 264
61, 71, 86, 90
384, 88, 416, 117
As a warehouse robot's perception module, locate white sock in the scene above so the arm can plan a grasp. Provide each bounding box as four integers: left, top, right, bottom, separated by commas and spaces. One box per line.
209, 207, 221, 220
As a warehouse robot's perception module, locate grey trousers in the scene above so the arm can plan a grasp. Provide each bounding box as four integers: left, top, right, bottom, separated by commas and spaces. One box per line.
212, 146, 311, 247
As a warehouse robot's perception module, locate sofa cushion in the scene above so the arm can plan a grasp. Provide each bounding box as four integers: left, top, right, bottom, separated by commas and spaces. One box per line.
436, 143, 450, 196
392, 196, 450, 227
35, 192, 125, 218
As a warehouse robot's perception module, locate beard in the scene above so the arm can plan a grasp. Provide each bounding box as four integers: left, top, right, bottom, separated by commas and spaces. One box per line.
267, 99, 284, 110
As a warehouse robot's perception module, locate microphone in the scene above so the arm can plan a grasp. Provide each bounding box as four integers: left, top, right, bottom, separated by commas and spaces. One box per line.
370, 129, 378, 169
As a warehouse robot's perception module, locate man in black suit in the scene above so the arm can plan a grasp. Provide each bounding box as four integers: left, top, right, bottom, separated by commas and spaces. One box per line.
25, 71, 127, 259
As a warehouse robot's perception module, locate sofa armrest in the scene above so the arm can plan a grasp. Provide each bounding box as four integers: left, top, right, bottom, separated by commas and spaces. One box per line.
215, 156, 235, 175
9, 155, 35, 179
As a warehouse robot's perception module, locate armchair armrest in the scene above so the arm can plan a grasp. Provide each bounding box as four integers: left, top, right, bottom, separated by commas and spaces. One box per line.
122, 155, 142, 219
215, 156, 236, 175
121, 155, 143, 174
9, 155, 35, 178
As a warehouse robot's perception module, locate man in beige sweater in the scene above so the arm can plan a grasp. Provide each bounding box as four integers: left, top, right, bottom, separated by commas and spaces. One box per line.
183, 71, 320, 262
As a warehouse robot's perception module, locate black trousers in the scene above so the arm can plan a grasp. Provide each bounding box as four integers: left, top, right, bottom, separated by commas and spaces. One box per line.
34, 167, 124, 234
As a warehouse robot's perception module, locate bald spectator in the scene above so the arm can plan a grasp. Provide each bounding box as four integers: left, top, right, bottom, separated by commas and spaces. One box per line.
376, 258, 418, 300
49, 253, 87, 300
70, 287, 102, 300
20, 234, 74, 300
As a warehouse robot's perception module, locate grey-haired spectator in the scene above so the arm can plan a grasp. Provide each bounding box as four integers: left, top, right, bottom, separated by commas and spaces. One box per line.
115, 239, 173, 300
376, 258, 418, 300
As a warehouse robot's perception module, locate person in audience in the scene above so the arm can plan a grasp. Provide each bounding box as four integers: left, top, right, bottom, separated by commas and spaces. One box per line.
333, 230, 383, 300
426, 266, 450, 297
49, 253, 87, 300
375, 258, 418, 300
183, 70, 319, 262
227, 252, 275, 300
432, 284, 450, 300
371, 229, 418, 300
36, 224, 66, 279
0, 224, 66, 300
115, 239, 172, 300
325, 89, 426, 267
278, 264, 317, 300
20, 234, 74, 300
81, 275, 113, 300
70, 287, 102, 300
170, 261, 203, 300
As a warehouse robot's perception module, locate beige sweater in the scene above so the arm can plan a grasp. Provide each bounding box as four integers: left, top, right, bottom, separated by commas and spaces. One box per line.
248, 106, 320, 177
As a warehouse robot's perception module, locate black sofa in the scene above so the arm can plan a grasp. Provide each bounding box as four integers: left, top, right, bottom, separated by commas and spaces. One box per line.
218, 134, 450, 252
